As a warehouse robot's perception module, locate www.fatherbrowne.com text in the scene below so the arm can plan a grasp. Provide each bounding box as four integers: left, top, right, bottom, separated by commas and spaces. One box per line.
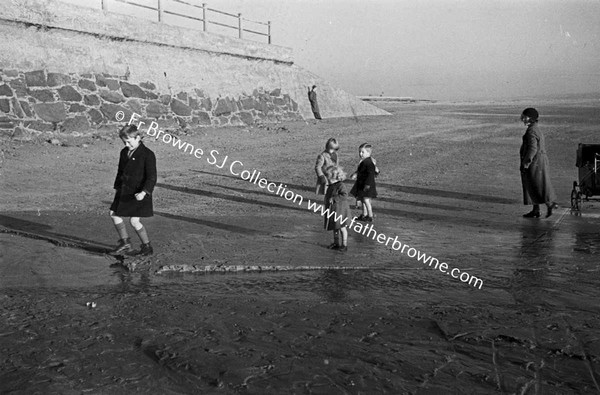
126, 112, 484, 289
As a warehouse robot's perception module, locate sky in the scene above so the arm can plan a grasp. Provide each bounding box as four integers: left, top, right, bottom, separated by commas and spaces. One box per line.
66, 0, 600, 101
215, 0, 600, 101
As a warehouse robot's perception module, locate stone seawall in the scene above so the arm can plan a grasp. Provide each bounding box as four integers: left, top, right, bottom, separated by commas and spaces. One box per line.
0, 68, 300, 139
0, 0, 388, 140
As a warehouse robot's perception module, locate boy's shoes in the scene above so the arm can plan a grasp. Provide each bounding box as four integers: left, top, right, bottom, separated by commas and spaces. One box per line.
336, 245, 347, 252
327, 243, 339, 249
139, 242, 154, 256
523, 210, 541, 218
364, 216, 373, 222
112, 238, 132, 254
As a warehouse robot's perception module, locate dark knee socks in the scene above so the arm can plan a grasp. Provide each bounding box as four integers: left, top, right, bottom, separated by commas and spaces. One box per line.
114, 221, 129, 240
135, 225, 150, 244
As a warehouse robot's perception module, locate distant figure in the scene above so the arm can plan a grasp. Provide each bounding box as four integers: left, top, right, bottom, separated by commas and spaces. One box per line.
323, 165, 352, 251
308, 85, 322, 119
519, 107, 558, 218
350, 143, 378, 222
315, 137, 339, 195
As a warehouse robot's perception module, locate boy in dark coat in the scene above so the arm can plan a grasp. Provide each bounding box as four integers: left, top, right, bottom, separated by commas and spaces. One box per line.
109, 124, 157, 255
350, 143, 378, 222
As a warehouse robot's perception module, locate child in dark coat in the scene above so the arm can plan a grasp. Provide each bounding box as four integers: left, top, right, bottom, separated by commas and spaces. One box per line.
324, 165, 352, 251
109, 124, 157, 255
350, 143, 378, 222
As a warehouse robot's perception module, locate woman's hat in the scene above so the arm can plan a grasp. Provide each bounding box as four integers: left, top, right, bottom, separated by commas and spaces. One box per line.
522, 107, 539, 121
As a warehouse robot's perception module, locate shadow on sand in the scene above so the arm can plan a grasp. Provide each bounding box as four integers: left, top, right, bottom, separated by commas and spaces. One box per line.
157, 182, 306, 213
0, 214, 112, 254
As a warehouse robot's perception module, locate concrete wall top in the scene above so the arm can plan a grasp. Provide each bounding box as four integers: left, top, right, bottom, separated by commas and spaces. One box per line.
1, 0, 293, 64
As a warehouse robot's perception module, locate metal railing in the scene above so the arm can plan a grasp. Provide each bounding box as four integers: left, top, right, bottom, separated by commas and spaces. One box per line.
102, 0, 272, 44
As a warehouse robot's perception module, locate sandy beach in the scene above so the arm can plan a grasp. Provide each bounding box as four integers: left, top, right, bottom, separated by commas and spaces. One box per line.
1, 97, 600, 393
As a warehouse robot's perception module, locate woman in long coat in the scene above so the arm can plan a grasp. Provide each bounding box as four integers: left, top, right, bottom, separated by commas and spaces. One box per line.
519, 107, 557, 218
315, 138, 339, 195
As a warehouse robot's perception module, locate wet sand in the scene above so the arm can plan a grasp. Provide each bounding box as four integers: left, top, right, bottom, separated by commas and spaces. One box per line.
1, 97, 600, 393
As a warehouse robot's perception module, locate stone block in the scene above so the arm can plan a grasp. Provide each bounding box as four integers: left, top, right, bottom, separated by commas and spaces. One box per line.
4, 70, 19, 77
96, 75, 120, 91
105, 79, 120, 91
238, 111, 254, 125
193, 111, 211, 126
126, 99, 143, 115
146, 91, 158, 100
100, 103, 131, 122
11, 126, 27, 139
24, 70, 46, 87
0, 117, 14, 128
11, 98, 24, 118
201, 97, 212, 111
99, 90, 124, 104
69, 103, 87, 113
29, 89, 55, 102
19, 101, 32, 117
47, 73, 72, 87
121, 82, 147, 99
273, 97, 285, 106
140, 81, 156, 90
95, 74, 107, 87
170, 99, 191, 116
24, 120, 54, 132
176, 92, 188, 102
213, 98, 238, 116
194, 88, 206, 98
291, 100, 298, 111
81, 73, 93, 78
9, 79, 27, 97
62, 116, 90, 132
88, 108, 104, 124
188, 97, 198, 110
270, 88, 281, 96
84, 94, 100, 106
33, 102, 67, 122
146, 102, 168, 118
239, 97, 259, 111
217, 116, 230, 126
0, 84, 13, 96
78, 79, 97, 91
0, 99, 10, 113
58, 86, 82, 102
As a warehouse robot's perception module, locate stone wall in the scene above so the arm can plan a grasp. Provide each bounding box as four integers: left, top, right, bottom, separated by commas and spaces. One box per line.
0, 68, 300, 139
0, 0, 387, 139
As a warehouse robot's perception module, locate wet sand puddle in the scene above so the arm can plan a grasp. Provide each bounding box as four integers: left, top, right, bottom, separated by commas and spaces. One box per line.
2, 100, 600, 393
2, 209, 600, 394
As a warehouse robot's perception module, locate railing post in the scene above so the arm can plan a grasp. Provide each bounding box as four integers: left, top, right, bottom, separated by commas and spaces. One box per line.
202, 3, 207, 32
157, 0, 163, 22
238, 13, 242, 39
268, 21, 271, 44
101, 0, 108, 11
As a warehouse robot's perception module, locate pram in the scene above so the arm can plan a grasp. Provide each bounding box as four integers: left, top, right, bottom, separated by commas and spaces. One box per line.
571, 143, 600, 210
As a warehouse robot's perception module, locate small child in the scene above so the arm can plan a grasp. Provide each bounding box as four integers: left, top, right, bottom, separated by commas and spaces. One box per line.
350, 143, 378, 222
109, 124, 157, 255
323, 165, 352, 251
353, 156, 380, 209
